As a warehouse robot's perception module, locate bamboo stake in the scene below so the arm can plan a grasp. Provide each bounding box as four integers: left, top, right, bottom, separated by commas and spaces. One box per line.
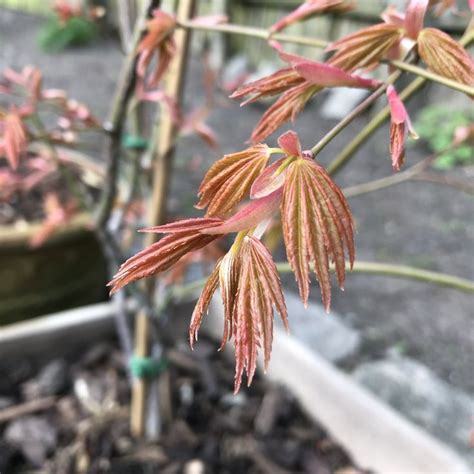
130, 0, 196, 438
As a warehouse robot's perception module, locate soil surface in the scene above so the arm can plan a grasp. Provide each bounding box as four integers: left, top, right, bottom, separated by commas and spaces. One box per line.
0, 338, 365, 473
1, 7, 472, 397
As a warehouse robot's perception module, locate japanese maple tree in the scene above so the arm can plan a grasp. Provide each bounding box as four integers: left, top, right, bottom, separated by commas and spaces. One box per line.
104, 0, 473, 393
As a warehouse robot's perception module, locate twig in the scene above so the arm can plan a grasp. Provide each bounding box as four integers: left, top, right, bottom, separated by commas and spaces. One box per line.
275, 261, 474, 293
0, 397, 57, 423
413, 171, 474, 194
343, 150, 474, 198
385, 59, 474, 97
178, 20, 328, 48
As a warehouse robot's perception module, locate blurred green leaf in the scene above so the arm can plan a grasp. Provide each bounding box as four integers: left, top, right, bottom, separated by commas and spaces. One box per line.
413, 105, 473, 170
39, 16, 97, 52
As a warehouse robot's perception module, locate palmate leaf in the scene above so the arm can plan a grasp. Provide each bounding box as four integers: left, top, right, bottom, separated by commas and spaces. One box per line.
234, 236, 288, 391
189, 236, 288, 393
196, 144, 271, 216
327, 23, 404, 72
417, 28, 474, 88
250, 82, 320, 144
108, 218, 223, 294
1, 111, 27, 169
281, 158, 354, 311
270, 0, 353, 33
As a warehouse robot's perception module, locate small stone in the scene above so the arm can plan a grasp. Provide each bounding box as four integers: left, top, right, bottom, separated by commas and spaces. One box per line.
321, 88, 370, 120
22, 359, 68, 399
280, 292, 361, 363
354, 356, 474, 466
5, 416, 57, 466
184, 459, 205, 474
0, 396, 15, 409
220, 391, 247, 408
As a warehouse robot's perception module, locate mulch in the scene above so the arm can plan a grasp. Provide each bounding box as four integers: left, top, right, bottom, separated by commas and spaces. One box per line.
0, 335, 368, 473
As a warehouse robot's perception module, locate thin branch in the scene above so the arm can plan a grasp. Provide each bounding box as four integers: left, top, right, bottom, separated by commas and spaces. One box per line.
342, 158, 428, 198
165, 259, 474, 297
0, 397, 57, 424
178, 20, 328, 48
385, 59, 474, 97
413, 171, 474, 194
275, 261, 474, 293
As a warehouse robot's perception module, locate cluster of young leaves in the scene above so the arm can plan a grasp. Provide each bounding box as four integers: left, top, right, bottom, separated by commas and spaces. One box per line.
109, 0, 473, 391
0, 66, 98, 245
414, 105, 474, 169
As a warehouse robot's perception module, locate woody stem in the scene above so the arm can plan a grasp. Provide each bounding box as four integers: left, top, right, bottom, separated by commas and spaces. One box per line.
169, 260, 474, 297
177, 20, 329, 48
341, 144, 473, 198
384, 59, 474, 97
310, 70, 402, 157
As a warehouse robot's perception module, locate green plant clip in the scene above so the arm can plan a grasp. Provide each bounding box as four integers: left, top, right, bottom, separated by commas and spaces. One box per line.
123, 134, 149, 150
129, 355, 168, 379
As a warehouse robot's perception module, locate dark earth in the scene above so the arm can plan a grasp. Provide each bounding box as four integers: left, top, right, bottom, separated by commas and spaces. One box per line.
0, 6, 472, 401
0, 337, 366, 473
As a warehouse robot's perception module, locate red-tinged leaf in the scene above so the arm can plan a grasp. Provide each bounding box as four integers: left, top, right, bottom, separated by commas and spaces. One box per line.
230, 68, 304, 105
1, 111, 27, 169
232, 236, 288, 392
417, 28, 474, 87
404, 0, 428, 40
202, 189, 282, 235
381, 5, 405, 28
29, 193, 77, 248
108, 232, 221, 294
294, 60, 380, 88
189, 262, 221, 348
136, 9, 176, 86
327, 23, 404, 71
270, 0, 353, 33
278, 130, 302, 157
196, 144, 271, 216
390, 120, 406, 171
281, 157, 354, 311
250, 82, 321, 143
387, 85, 418, 170
138, 9, 176, 53
453, 124, 474, 146
193, 121, 219, 149
386, 85, 407, 125
218, 250, 240, 350
250, 158, 287, 199
141, 217, 223, 234
164, 238, 224, 285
